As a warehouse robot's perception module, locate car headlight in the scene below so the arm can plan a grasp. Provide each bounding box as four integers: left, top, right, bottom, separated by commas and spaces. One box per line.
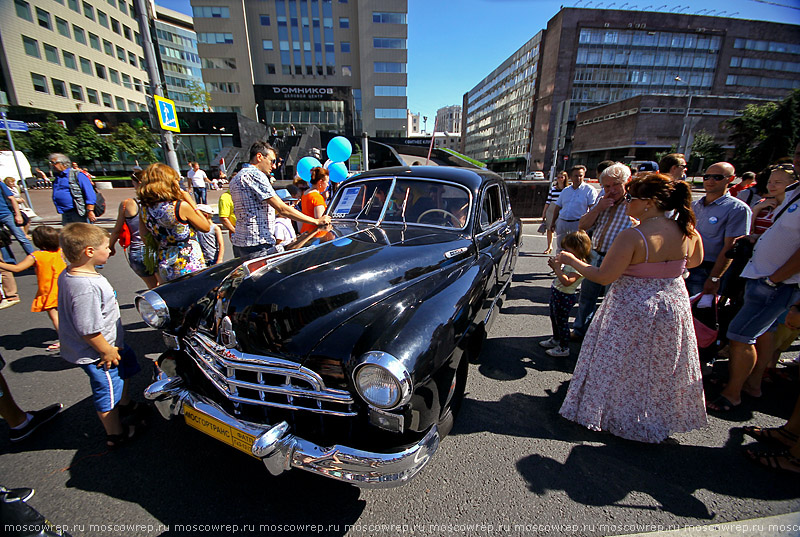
136, 290, 170, 329
353, 352, 412, 410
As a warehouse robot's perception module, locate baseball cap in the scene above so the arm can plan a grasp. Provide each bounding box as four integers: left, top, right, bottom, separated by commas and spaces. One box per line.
637, 161, 659, 172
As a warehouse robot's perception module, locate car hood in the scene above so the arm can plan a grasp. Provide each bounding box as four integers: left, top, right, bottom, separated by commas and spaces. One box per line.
215, 222, 474, 361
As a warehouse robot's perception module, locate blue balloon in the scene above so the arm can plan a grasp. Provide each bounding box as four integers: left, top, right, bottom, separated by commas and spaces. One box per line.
328, 161, 349, 183
297, 156, 322, 181
326, 136, 352, 163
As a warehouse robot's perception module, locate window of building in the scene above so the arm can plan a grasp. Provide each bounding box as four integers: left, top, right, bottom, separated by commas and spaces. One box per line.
198, 33, 233, 44
52, 79, 67, 97
74, 25, 86, 44
83, 2, 94, 20
22, 36, 40, 58
372, 12, 406, 24
262, 40, 273, 50
96, 63, 107, 79
36, 8, 52, 29
373, 38, 406, 49
282, 65, 291, 74
326, 65, 335, 75
374, 85, 406, 97
15, 0, 33, 21
208, 82, 240, 93
128, 100, 138, 111
260, 14, 270, 25
86, 88, 98, 104
68, 0, 79, 12
139, 57, 146, 70
115, 96, 126, 110
120, 1, 128, 15
374, 62, 406, 73
70, 83, 84, 100
97, 10, 108, 27
192, 6, 230, 18
44, 44, 60, 64
79, 57, 92, 74
89, 33, 100, 50
203, 57, 237, 69
128, 51, 137, 66
123, 25, 132, 41
341, 42, 350, 53
122, 73, 132, 88
31, 73, 48, 93
111, 18, 121, 34
263, 62, 275, 74
133, 78, 143, 92
55, 17, 71, 38
63, 51, 77, 69
103, 40, 113, 56
375, 108, 406, 119
116, 46, 125, 61
102, 92, 113, 108
109, 68, 119, 84
342, 65, 352, 76
339, 17, 349, 29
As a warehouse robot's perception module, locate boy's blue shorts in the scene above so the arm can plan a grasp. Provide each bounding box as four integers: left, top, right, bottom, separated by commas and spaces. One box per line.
80, 345, 141, 412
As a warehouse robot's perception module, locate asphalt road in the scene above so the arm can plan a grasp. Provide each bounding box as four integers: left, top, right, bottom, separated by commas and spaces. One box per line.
0, 225, 798, 537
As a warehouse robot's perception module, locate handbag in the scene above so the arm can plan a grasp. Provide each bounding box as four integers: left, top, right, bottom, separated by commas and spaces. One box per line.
691, 294, 719, 349
537, 222, 547, 234
119, 221, 132, 248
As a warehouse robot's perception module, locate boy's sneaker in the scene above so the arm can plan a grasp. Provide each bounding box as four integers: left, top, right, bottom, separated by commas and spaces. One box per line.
539, 337, 559, 349
546, 346, 570, 357
9, 403, 63, 442
0, 298, 21, 310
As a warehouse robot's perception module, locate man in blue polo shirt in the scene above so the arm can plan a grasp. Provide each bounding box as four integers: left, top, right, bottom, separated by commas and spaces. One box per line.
687, 162, 751, 297
550, 165, 598, 254
49, 153, 96, 225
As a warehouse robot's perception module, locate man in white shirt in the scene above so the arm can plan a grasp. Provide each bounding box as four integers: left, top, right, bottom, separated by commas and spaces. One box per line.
550, 165, 598, 253
187, 162, 208, 205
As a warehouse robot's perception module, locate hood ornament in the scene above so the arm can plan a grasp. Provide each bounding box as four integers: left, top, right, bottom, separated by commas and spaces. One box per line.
219, 316, 238, 349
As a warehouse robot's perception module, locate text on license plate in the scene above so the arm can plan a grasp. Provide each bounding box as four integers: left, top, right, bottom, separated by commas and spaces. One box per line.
183, 404, 257, 458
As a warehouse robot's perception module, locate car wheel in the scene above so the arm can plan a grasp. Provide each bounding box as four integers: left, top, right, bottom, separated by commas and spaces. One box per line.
437, 351, 469, 438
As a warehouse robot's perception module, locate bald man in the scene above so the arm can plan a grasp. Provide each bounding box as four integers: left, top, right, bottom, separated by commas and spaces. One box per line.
686, 162, 752, 297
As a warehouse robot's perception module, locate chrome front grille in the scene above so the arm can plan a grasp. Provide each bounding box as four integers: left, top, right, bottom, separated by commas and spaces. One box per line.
184, 332, 356, 417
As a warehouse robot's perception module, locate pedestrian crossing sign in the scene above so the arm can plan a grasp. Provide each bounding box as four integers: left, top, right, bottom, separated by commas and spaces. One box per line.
154, 95, 180, 132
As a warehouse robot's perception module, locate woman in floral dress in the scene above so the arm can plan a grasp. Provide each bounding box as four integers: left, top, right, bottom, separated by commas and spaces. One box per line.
554, 174, 707, 443
137, 163, 210, 283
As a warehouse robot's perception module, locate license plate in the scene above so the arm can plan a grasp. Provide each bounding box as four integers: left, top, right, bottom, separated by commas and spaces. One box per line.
183, 404, 257, 458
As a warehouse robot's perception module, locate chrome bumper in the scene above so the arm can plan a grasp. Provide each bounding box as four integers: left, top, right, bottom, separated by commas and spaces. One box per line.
144, 375, 440, 488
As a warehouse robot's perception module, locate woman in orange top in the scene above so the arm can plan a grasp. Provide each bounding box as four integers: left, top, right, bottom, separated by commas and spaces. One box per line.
300, 167, 329, 234
0, 226, 66, 350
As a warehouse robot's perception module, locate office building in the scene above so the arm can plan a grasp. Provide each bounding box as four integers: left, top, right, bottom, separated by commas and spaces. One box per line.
153, 3, 206, 113
1, 0, 149, 113
191, 0, 408, 137
435, 105, 461, 134
462, 8, 800, 172
407, 110, 420, 135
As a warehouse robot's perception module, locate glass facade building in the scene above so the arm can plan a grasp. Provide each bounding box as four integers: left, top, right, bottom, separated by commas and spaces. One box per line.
154, 6, 206, 113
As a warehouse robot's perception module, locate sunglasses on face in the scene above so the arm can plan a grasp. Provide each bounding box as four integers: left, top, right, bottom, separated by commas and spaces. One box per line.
702, 174, 730, 181
625, 193, 647, 203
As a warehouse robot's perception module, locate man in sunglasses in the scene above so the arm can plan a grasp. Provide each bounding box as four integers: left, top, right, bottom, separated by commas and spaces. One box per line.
686, 162, 752, 297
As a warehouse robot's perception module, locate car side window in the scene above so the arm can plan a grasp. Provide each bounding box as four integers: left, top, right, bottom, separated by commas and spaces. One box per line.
480, 184, 503, 230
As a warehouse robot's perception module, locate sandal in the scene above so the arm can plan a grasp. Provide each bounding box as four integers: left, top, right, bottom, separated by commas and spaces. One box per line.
745, 448, 800, 475
46, 342, 60, 351
743, 425, 799, 449
105, 424, 140, 449
117, 401, 149, 428
706, 394, 740, 413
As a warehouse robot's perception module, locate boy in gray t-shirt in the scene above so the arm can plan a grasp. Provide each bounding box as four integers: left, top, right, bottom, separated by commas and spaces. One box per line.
58, 223, 143, 448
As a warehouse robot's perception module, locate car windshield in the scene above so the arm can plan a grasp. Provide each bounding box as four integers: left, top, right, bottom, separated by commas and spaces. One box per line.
329, 178, 471, 229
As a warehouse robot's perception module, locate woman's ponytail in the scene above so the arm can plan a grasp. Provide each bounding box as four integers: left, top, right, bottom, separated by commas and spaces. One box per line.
669, 180, 696, 237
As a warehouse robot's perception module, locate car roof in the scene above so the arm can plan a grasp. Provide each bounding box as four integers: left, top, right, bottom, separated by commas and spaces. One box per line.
344, 165, 500, 193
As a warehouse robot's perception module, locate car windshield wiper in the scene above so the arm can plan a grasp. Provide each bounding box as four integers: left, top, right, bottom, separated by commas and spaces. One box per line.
354, 188, 380, 223
399, 187, 410, 226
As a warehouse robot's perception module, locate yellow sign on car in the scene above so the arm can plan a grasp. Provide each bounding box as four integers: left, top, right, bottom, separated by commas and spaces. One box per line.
154, 95, 180, 132
184, 404, 256, 457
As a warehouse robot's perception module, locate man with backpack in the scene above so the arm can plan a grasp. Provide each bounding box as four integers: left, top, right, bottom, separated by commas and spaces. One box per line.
48, 153, 98, 224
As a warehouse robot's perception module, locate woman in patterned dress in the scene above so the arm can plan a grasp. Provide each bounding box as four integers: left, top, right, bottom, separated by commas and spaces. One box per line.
137, 163, 210, 284
555, 174, 707, 443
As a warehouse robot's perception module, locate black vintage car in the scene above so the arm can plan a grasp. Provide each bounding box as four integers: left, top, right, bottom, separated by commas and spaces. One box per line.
137, 166, 521, 487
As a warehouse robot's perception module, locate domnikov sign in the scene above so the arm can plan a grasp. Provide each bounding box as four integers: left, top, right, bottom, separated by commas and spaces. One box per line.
261, 85, 350, 101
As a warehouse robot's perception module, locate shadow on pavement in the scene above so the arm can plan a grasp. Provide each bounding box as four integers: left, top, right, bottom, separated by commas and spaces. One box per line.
2, 327, 59, 351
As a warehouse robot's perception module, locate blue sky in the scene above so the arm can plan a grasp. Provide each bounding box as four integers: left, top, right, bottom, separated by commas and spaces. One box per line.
157, 0, 799, 129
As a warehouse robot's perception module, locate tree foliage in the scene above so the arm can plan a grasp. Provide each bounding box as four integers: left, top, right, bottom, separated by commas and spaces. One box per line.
110, 122, 157, 163
689, 130, 725, 171
26, 113, 76, 159
186, 80, 212, 111
727, 89, 800, 172
73, 122, 117, 163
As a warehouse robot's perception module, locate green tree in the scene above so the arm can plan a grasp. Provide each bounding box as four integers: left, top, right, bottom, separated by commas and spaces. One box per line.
0, 130, 32, 155
688, 130, 725, 171
110, 122, 157, 163
73, 122, 117, 164
186, 80, 212, 111
26, 113, 76, 160
727, 89, 800, 171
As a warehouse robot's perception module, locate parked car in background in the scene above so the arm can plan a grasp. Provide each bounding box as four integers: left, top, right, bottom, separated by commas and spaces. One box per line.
524, 171, 546, 180
137, 165, 521, 487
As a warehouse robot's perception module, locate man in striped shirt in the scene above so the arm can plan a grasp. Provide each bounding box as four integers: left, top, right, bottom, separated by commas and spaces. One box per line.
572, 162, 632, 340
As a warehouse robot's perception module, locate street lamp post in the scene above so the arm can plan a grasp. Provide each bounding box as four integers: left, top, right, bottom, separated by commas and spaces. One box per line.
675, 76, 694, 162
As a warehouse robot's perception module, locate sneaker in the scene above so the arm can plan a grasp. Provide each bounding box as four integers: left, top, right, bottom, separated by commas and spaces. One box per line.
9, 403, 63, 442
546, 346, 570, 357
0, 486, 34, 503
0, 298, 21, 310
539, 337, 559, 349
